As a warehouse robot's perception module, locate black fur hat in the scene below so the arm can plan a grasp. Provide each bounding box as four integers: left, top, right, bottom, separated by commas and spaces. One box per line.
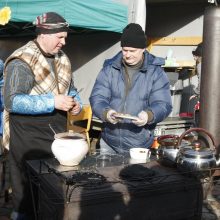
34, 12, 69, 34
192, 43, 202, 57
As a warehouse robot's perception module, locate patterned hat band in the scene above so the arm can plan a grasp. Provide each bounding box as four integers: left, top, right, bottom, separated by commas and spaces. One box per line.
35, 22, 69, 30
34, 12, 69, 34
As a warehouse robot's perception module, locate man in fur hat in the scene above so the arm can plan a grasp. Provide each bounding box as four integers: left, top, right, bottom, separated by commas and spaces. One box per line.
190, 42, 203, 100
3, 12, 82, 219
190, 42, 203, 126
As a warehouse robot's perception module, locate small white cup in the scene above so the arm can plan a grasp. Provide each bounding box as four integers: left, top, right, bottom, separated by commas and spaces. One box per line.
129, 148, 151, 161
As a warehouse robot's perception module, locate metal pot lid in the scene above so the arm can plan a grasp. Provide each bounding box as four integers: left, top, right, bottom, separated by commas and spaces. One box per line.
159, 138, 178, 146
161, 139, 190, 149
180, 147, 214, 158
54, 131, 85, 140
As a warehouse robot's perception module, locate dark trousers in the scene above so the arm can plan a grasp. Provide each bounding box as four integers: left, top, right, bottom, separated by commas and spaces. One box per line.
194, 110, 199, 127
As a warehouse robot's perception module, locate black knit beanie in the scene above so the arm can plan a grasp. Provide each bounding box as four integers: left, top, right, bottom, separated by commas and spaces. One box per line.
34, 12, 69, 34
121, 23, 146, 48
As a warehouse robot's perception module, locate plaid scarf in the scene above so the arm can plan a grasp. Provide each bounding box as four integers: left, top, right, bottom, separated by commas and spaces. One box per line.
2, 40, 71, 150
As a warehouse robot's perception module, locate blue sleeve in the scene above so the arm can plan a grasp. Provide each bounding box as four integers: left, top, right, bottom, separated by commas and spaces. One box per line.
147, 68, 172, 124
4, 59, 55, 114
12, 93, 54, 115
89, 66, 112, 121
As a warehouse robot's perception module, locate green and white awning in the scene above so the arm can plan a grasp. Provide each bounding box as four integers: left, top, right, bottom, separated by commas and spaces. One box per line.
0, 0, 128, 33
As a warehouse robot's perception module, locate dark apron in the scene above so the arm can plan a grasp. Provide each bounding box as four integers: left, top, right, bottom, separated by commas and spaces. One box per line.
9, 110, 67, 215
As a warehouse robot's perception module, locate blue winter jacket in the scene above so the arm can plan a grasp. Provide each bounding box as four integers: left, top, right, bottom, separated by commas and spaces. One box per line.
90, 51, 172, 152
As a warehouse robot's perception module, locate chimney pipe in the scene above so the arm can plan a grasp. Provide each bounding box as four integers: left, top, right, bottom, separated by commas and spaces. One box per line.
200, 6, 220, 155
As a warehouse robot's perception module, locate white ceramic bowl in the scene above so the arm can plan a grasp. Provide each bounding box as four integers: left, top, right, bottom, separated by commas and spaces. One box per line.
129, 148, 151, 160
51, 132, 89, 166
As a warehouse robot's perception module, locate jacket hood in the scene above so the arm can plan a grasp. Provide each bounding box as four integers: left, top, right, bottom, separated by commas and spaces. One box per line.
103, 50, 165, 70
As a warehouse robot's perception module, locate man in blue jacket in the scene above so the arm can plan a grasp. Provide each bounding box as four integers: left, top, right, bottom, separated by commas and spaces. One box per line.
90, 23, 172, 154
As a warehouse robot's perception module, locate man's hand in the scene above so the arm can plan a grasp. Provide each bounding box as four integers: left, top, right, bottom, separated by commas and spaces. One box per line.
70, 101, 81, 115
106, 109, 119, 124
132, 111, 148, 127
54, 95, 75, 111
189, 94, 198, 101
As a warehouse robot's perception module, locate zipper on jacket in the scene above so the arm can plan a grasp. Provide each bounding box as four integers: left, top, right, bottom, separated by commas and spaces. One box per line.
122, 66, 131, 113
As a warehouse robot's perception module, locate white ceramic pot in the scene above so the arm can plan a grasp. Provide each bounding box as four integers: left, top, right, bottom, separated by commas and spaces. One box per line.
51, 131, 89, 166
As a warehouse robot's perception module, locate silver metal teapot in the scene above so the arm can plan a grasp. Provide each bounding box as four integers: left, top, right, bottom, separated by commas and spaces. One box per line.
157, 134, 192, 167
176, 128, 217, 177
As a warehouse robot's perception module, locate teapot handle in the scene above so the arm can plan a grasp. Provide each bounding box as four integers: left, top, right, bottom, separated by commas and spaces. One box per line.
177, 127, 216, 150
157, 134, 179, 142
157, 134, 179, 147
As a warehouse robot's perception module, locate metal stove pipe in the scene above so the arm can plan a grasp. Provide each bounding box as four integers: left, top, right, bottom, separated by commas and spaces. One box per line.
199, 6, 220, 155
